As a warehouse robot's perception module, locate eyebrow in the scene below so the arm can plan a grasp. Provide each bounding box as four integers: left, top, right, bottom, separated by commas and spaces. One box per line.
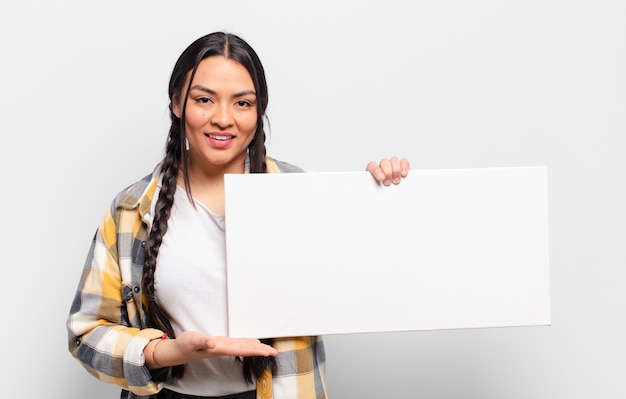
189, 84, 256, 98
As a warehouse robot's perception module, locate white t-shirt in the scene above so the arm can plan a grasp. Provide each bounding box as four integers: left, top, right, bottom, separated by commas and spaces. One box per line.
155, 185, 255, 396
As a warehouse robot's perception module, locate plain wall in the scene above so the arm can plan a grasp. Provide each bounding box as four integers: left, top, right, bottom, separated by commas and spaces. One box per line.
1, 0, 624, 398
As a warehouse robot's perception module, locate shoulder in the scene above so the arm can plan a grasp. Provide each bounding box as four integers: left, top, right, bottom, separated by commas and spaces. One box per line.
111, 164, 161, 210
266, 156, 306, 173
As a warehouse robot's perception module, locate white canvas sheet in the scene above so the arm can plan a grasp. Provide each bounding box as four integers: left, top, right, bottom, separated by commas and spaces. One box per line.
224, 166, 550, 338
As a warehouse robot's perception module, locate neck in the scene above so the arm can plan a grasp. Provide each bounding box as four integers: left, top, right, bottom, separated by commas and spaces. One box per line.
179, 164, 240, 215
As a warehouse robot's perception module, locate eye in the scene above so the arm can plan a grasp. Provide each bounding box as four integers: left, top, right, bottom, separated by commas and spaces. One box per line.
195, 96, 212, 104
235, 99, 253, 108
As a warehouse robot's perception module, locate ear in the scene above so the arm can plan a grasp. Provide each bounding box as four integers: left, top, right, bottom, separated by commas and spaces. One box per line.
171, 98, 182, 119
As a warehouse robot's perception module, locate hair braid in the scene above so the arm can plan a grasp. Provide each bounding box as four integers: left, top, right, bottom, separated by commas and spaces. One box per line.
143, 123, 185, 378
248, 121, 268, 173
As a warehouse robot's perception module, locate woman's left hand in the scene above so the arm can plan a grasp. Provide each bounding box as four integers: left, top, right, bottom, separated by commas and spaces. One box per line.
366, 156, 410, 186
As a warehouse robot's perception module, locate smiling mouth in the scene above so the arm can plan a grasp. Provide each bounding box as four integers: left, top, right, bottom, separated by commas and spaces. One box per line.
206, 133, 234, 141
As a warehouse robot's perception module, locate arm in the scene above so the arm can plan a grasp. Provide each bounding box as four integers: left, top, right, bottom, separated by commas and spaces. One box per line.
143, 332, 277, 370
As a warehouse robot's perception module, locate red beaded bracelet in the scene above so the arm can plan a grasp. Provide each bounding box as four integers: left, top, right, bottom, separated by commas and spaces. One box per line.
152, 333, 168, 367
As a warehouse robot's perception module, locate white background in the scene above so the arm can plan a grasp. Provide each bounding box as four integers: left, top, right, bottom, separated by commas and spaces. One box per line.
1, 0, 624, 398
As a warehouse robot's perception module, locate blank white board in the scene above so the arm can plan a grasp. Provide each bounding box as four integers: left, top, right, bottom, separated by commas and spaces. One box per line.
224, 167, 550, 338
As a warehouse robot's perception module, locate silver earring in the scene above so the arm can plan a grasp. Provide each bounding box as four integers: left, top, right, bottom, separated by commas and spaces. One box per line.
185, 138, 190, 151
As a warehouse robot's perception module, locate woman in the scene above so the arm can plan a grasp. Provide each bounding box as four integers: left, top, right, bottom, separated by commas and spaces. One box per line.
66, 31, 409, 399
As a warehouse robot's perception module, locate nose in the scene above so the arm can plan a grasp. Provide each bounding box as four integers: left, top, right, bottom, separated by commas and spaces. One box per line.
210, 103, 234, 129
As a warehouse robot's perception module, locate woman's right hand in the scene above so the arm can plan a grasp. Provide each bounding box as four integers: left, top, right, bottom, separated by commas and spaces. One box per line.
145, 331, 277, 369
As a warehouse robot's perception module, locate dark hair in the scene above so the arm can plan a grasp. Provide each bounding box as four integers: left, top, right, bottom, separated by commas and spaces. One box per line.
142, 31, 275, 382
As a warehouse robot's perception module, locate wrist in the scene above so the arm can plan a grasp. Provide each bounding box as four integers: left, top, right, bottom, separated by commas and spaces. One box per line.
147, 333, 169, 369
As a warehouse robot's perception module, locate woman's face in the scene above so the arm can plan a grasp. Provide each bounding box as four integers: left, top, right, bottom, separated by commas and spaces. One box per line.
174, 56, 258, 173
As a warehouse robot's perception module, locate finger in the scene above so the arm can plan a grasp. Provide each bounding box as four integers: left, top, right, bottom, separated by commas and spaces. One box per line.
204, 337, 216, 350
400, 158, 410, 177
378, 158, 393, 186
261, 344, 278, 357
365, 161, 385, 182
238, 339, 277, 357
389, 156, 403, 184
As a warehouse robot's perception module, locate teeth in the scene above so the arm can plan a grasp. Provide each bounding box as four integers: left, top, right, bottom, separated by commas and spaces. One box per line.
208, 134, 232, 141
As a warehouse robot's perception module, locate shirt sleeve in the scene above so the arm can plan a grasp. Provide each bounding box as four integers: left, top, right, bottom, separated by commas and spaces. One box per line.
66, 204, 167, 396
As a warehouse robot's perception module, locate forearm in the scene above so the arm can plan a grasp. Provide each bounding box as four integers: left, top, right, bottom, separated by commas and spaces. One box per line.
143, 331, 278, 370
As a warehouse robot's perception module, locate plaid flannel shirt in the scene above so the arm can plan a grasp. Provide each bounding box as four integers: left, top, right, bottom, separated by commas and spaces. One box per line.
67, 156, 328, 399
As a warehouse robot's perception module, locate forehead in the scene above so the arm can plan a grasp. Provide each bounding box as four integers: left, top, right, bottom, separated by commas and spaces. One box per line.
189, 56, 254, 90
